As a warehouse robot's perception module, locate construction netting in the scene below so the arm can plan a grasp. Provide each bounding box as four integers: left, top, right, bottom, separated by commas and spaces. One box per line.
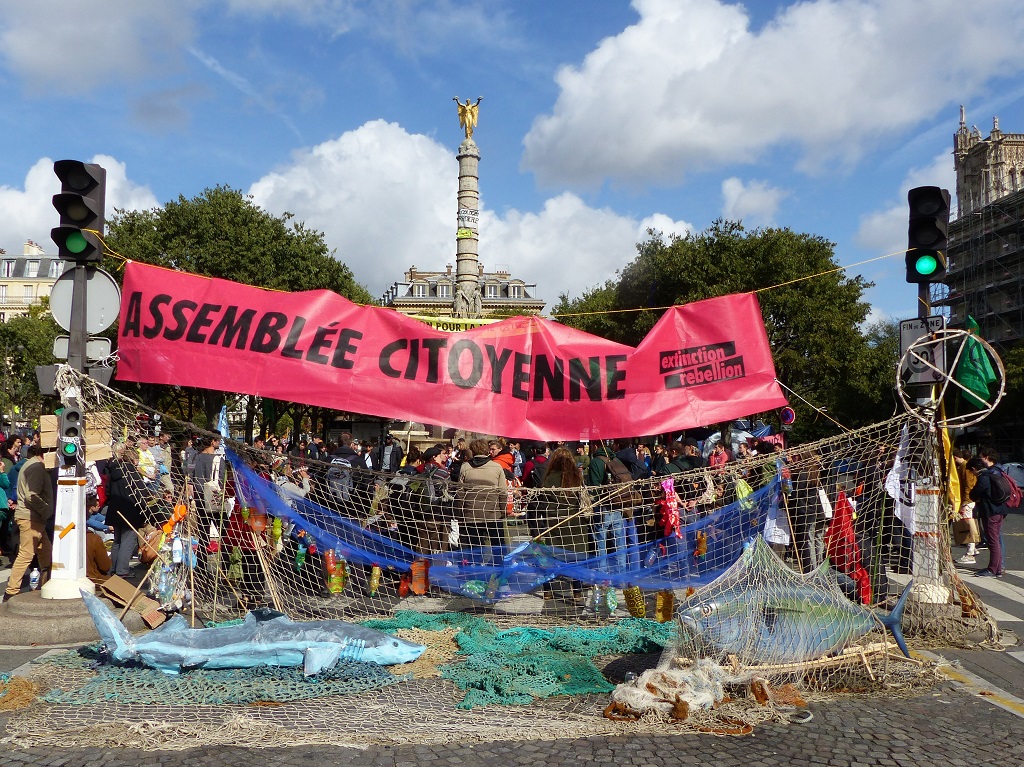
0, 368, 996, 747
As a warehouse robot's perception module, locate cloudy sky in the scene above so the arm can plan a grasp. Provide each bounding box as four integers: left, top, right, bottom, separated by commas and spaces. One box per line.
2, 0, 1024, 322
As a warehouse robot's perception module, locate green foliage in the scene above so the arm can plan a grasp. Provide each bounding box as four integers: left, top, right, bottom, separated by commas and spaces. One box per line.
103, 186, 374, 432
104, 185, 372, 302
0, 299, 62, 427
554, 221, 897, 439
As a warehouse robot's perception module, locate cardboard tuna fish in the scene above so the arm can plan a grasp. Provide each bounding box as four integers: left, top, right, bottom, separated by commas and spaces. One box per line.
81, 590, 425, 675
675, 537, 911, 665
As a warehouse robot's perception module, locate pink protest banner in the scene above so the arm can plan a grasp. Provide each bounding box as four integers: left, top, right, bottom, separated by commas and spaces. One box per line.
116, 261, 787, 439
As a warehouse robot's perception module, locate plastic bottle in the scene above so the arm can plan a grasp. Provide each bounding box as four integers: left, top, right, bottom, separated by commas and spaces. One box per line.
29, 568, 40, 590
171, 535, 183, 565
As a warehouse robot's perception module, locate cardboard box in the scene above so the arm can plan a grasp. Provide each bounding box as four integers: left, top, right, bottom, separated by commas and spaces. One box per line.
40, 411, 114, 449
100, 574, 166, 628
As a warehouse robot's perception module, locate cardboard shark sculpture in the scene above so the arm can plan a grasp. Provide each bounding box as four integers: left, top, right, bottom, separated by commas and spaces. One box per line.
81, 590, 425, 675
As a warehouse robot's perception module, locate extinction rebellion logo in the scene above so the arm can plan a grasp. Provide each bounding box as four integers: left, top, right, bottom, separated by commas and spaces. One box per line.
660, 341, 746, 389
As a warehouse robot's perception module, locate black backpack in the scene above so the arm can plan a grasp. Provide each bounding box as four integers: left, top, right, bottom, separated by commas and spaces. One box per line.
989, 469, 1021, 508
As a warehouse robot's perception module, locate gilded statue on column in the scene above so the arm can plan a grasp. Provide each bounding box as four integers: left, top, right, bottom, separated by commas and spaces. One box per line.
453, 97, 483, 139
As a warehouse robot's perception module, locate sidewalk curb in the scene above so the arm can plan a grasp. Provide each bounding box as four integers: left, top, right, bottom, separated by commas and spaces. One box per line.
916, 649, 1024, 719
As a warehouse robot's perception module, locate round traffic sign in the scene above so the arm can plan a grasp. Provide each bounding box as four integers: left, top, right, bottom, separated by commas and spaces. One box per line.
49, 267, 121, 334
780, 406, 796, 425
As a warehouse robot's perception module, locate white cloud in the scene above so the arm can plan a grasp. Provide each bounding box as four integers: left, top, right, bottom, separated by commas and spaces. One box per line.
523, 0, 1024, 186
248, 121, 456, 297
855, 152, 955, 256
248, 121, 693, 303
0, 1, 196, 94
0, 156, 158, 254
484, 194, 693, 304
721, 177, 787, 226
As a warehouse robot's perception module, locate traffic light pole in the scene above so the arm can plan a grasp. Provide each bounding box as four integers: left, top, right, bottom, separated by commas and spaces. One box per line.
41, 160, 104, 600
918, 283, 930, 320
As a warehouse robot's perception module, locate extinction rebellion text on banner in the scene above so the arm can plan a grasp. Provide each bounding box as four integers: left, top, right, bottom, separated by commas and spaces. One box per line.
660, 342, 746, 389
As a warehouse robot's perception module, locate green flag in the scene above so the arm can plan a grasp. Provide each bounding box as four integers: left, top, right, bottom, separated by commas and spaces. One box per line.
955, 316, 997, 409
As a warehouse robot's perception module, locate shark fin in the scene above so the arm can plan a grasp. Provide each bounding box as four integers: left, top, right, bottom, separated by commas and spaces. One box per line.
80, 589, 137, 662
877, 580, 913, 658
180, 656, 211, 671
304, 646, 342, 676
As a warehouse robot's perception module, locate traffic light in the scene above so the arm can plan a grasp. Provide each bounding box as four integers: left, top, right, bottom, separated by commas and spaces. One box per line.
58, 405, 84, 464
905, 186, 950, 283
51, 160, 106, 263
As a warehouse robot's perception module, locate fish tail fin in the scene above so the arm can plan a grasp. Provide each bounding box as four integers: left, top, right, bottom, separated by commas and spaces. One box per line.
80, 589, 136, 661
878, 580, 912, 658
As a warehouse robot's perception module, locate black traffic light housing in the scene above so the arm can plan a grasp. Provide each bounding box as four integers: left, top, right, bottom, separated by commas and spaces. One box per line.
905, 186, 950, 283
51, 160, 106, 263
58, 405, 84, 465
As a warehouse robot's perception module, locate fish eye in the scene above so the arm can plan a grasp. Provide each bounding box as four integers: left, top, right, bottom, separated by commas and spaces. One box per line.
700, 603, 714, 617
392, 640, 399, 647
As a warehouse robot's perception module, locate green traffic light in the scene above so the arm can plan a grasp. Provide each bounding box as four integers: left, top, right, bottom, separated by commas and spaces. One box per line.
65, 231, 88, 254
62, 442, 78, 456
914, 254, 938, 276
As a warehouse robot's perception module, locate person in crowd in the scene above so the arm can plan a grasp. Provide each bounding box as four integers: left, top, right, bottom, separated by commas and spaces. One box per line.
708, 441, 730, 470
399, 446, 422, 475
84, 496, 112, 585
3, 445, 53, 601
374, 434, 405, 473
104, 445, 151, 579
789, 450, 825, 574
655, 441, 692, 477
148, 431, 174, 493
326, 432, 362, 504
275, 461, 312, 500
457, 439, 507, 556
1, 435, 22, 472
0, 452, 13, 568
488, 439, 516, 480
191, 435, 227, 561
586, 442, 608, 487
967, 452, 1009, 578
614, 439, 649, 479
522, 443, 550, 488
956, 448, 981, 564
649, 443, 669, 475
448, 448, 472, 482
508, 440, 523, 481
136, 434, 159, 492
683, 438, 706, 469
538, 447, 592, 600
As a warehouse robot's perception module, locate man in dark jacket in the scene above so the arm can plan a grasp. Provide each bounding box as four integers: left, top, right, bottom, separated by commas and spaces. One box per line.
655, 442, 692, 476
967, 454, 1011, 578
374, 434, 405, 473
4, 445, 53, 601
613, 439, 649, 480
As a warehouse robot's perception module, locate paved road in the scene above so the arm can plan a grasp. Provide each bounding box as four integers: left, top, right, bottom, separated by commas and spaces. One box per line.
1, 687, 1022, 766
3, 509, 1023, 765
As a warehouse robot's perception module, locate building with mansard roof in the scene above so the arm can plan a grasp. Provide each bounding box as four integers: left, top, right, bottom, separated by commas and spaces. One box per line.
0, 241, 69, 322
381, 261, 544, 318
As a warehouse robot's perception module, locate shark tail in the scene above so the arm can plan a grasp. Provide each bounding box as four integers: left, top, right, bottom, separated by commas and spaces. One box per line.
80, 589, 137, 662
877, 580, 912, 658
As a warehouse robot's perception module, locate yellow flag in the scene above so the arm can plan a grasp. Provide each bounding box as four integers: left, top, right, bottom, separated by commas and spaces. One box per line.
942, 427, 960, 516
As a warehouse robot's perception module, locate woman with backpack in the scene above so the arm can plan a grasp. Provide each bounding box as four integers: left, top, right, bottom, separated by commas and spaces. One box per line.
966, 455, 1011, 578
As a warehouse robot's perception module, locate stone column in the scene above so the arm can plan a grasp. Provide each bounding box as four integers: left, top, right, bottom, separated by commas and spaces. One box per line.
453, 138, 482, 318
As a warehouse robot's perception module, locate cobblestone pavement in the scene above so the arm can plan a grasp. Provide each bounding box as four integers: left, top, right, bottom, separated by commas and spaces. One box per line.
3, 683, 1022, 767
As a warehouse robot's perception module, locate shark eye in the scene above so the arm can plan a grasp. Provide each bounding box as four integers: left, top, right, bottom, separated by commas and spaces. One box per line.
700, 603, 714, 617
392, 640, 399, 647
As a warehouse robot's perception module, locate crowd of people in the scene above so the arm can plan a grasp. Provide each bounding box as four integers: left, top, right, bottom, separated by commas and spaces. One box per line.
1, 422, 1017, 610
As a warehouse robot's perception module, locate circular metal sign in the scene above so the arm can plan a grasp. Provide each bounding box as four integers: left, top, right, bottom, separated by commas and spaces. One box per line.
780, 406, 796, 425
49, 267, 122, 334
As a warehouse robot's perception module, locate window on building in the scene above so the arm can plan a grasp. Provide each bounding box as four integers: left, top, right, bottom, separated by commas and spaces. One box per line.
486, 283, 498, 298
25, 260, 39, 278
2, 260, 14, 278
438, 283, 451, 298
49, 260, 63, 278
23, 285, 34, 304
509, 284, 522, 299
413, 283, 427, 298
0, 285, 6, 303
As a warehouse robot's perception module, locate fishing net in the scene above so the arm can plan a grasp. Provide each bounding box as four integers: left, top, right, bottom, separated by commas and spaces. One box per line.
3, 367, 981, 747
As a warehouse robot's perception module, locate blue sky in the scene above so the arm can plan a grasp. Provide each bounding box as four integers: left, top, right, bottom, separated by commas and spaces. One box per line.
3, 0, 1024, 324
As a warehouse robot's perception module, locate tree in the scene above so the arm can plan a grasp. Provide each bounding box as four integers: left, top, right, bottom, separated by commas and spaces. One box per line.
0, 300, 62, 431
554, 221, 892, 440
104, 186, 374, 436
